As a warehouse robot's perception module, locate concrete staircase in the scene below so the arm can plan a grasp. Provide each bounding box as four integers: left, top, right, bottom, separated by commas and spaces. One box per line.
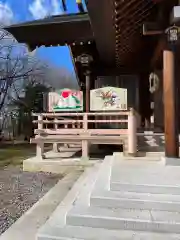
37, 154, 180, 240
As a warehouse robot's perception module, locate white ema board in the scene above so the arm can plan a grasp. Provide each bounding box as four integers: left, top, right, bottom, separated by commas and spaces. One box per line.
48, 89, 83, 112
90, 87, 127, 111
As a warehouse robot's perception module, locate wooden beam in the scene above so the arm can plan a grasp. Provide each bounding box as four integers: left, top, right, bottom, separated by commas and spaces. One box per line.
143, 22, 163, 36
151, 37, 166, 68
163, 48, 179, 158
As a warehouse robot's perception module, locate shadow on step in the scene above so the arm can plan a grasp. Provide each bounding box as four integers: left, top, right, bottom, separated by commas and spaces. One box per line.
73, 145, 123, 160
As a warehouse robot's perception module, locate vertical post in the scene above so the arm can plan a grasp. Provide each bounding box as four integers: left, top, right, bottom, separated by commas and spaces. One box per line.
85, 73, 90, 112
53, 117, 59, 153
64, 122, 69, 148
36, 115, 45, 159
82, 113, 89, 160
163, 49, 179, 158
128, 108, 137, 156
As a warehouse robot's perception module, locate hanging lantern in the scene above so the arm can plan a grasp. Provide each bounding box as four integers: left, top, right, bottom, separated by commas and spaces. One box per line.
77, 54, 93, 67
149, 72, 159, 93
165, 25, 180, 43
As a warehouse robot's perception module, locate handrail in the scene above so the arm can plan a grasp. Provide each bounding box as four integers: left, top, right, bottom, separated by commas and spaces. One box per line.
33, 119, 128, 124
32, 111, 129, 117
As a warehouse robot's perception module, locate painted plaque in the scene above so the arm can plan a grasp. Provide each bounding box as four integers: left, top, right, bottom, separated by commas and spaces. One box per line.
48, 89, 83, 112
90, 87, 127, 111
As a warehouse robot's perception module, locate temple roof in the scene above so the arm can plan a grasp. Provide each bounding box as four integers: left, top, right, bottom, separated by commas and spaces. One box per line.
4, 0, 178, 81
5, 13, 93, 49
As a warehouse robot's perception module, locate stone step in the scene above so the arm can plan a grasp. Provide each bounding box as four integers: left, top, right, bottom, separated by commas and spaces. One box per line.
91, 190, 180, 211
111, 182, 180, 195
37, 225, 180, 240
67, 206, 180, 234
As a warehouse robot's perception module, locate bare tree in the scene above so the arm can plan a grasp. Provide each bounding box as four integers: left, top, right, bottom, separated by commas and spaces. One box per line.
0, 29, 79, 138
0, 29, 47, 112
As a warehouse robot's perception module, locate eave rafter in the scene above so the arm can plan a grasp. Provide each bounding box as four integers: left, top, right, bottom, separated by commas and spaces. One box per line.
114, 0, 158, 67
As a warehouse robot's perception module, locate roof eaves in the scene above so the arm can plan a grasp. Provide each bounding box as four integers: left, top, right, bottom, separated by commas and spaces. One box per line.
4, 12, 90, 29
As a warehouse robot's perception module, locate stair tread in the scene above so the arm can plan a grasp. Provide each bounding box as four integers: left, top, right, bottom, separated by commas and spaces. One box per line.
111, 160, 180, 193
111, 181, 180, 188
38, 225, 180, 240
92, 190, 180, 203
111, 169, 180, 185
68, 206, 180, 223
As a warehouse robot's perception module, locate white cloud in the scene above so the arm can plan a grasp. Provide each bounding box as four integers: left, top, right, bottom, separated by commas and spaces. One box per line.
0, 2, 14, 26
51, 0, 62, 15
29, 0, 63, 20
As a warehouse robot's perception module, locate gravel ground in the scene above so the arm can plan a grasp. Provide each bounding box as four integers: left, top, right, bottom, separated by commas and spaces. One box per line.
0, 165, 62, 235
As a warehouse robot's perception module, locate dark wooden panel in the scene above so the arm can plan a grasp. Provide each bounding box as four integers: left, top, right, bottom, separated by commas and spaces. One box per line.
86, 0, 116, 66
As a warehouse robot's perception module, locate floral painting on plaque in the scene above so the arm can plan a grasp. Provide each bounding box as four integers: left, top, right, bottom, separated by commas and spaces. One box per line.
90, 87, 127, 111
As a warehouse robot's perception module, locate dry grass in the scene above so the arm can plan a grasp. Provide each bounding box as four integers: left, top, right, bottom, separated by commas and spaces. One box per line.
0, 143, 36, 167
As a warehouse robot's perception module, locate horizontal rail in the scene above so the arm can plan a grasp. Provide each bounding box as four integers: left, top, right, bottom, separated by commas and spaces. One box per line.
32, 111, 129, 117
34, 135, 126, 140
31, 135, 125, 144
33, 120, 84, 124
32, 114, 72, 119
33, 119, 128, 124
35, 129, 128, 135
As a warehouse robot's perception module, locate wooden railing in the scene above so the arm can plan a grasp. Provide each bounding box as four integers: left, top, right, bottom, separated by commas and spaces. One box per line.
31, 109, 137, 159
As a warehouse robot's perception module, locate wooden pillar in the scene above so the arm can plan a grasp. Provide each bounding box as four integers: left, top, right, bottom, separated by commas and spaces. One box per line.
36, 115, 45, 159
82, 113, 89, 160
163, 48, 179, 158
53, 118, 59, 152
128, 108, 137, 156
85, 73, 90, 112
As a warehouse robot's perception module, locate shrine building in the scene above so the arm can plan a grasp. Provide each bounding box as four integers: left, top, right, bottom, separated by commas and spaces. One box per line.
4, 0, 180, 160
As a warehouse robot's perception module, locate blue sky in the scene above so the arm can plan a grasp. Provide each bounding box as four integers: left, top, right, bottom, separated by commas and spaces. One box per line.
0, 0, 85, 74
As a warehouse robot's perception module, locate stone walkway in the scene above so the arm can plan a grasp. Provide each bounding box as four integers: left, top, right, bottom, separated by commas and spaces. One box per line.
37, 154, 180, 239
0, 165, 62, 235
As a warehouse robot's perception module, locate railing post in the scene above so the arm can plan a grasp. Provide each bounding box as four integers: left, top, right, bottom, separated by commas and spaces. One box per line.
64, 122, 69, 148
81, 113, 89, 160
53, 117, 59, 153
36, 114, 45, 159
128, 108, 137, 156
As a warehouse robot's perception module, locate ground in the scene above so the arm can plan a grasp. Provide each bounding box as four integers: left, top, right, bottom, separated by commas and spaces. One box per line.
0, 143, 36, 168
0, 143, 62, 235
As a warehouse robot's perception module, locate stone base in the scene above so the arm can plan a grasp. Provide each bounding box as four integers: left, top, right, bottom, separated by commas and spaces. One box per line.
80, 157, 90, 162
23, 157, 95, 174
161, 157, 180, 166
127, 152, 138, 157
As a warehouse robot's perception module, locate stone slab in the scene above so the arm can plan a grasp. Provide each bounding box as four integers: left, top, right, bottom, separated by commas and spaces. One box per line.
111, 157, 180, 185
91, 192, 180, 212
37, 225, 180, 240
67, 205, 180, 233
23, 157, 96, 174
111, 182, 180, 195
162, 157, 180, 166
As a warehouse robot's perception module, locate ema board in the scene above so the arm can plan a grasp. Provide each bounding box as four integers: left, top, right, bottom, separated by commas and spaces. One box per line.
48, 89, 83, 112
90, 87, 127, 111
